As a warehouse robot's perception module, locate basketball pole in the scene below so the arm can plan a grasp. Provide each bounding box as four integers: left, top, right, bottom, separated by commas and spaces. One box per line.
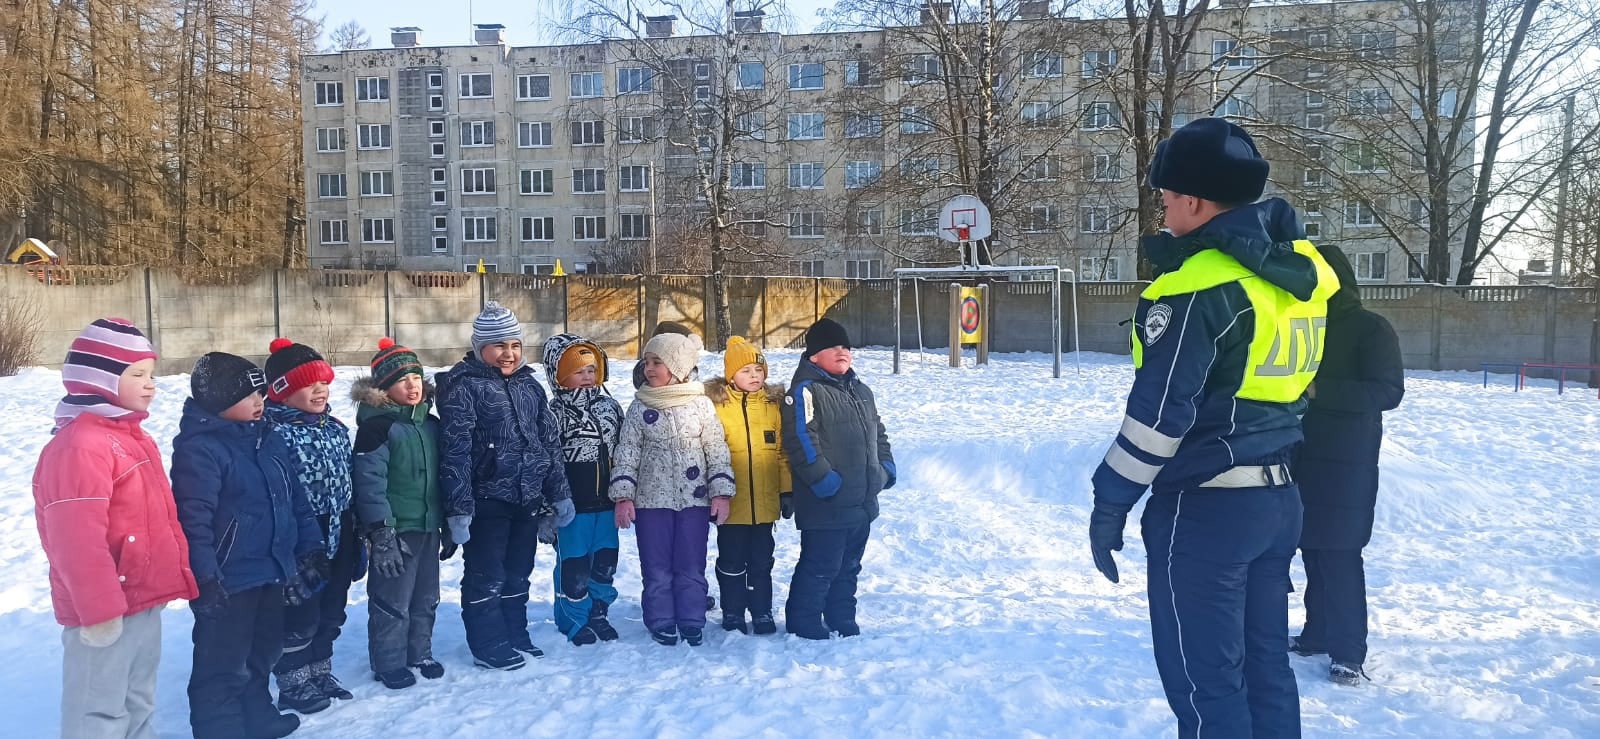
949, 283, 961, 368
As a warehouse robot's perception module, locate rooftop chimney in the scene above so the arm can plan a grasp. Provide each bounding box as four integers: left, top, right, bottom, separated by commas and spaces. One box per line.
921, 2, 953, 25
390, 26, 422, 48
473, 23, 505, 46
733, 9, 766, 34
1018, 1, 1050, 19
644, 14, 676, 38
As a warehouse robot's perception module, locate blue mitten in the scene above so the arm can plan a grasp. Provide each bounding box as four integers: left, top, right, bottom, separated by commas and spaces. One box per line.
812, 471, 842, 499
881, 461, 897, 490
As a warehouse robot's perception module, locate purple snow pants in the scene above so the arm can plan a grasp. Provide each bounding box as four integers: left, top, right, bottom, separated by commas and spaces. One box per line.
633, 507, 710, 632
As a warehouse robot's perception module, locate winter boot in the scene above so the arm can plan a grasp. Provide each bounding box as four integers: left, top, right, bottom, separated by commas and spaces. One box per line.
680, 626, 705, 647
588, 600, 619, 641
311, 659, 353, 701
650, 626, 679, 646
1291, 637, 1328, 657
252, 710, 301, 739
706, 595, 716, 611
410, 658, 445, 680
786, 620, 830, 641
1330, 662, 1368, 687
471, 642, 527, 671
750, 613, 778, 635
374, 668, 417, 690
569, 624, 600, 646
721, 612, 749, 634
508, 632, 544, 659
275, 665, 331, 715
829, 620, 861, 638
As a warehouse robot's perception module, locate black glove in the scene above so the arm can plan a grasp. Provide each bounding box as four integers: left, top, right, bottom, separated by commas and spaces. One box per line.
1088, 502, 1131, 584
191, 578, 228, 620
369, 527, 410, 579
285, 550, 329, 606
439, 527, 459, 561
779, 493, 794, 520
536, 515, 559, 546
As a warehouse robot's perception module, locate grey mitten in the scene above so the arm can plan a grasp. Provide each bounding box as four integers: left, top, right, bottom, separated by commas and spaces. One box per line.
536, 515, 560, 545
553, 498, 576, 528
447, 515, 473, 545
79, 616, 123, 648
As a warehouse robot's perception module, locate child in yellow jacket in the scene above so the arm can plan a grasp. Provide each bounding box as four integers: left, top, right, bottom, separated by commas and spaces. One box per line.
704, 336, 792, 635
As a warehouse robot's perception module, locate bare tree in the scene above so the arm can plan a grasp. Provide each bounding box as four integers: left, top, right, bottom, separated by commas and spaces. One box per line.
328, 20, 371, 52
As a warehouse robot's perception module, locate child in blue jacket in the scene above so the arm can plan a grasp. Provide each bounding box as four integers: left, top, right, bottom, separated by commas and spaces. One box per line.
172, 353, 324, 739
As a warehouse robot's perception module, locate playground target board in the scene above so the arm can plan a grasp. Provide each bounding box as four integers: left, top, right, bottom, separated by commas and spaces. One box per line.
959, 287, 983, 344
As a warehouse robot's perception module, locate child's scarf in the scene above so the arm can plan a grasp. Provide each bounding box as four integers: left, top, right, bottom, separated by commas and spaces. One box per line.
635, 381, 705, 410
263, 401, 353, 555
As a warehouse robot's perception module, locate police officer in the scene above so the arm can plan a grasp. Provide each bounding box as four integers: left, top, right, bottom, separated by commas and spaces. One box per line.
1087, 118, 1337, 738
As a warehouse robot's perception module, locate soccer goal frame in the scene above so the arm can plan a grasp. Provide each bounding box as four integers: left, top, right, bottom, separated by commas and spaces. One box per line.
891, 265, 1080, 378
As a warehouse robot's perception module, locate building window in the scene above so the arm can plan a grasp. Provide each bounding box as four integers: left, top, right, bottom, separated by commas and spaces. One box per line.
1306, 112, 1326, 130
356, 76, 389, 102
574, 216, 607, 240
570, 119, 606, 146
432, 236, 449, 253
788, 63, 824, 90
906, 54, 941, 83
899, 157, 940, 181
1024, 205, 1059, 233
619, 165, 651, 192
520, 169, 555, 195
788, 162, 825, 189
1021, 101, 1062, 127
314, 81, 343, 106
520, 216, 555, 242
735, 112, 766, 140
619, 213, 652, 240
518, 121, 552, 148
317, 173, 347, 198
362, 218, 394, 243
433, 215, 448, 232
517, 74, 551, 100
618, 67, 653, 94
1304, 221, 1322, 238
315, 127, 345, 152
1212, 39, 1256, 68
845, 60, 877, 86
1217, 94, 1253, 118
1082, 102, 1118, 130
731, 61, 765, 90
461, 167, 496, 194
360, 171, 395, 197
852, 208, 884, 236
1350, 87, 1394, 115
1026, 50, 1063, 78
694, 84, 712, 104
357, 124, 391, 150
1303, 167, 1325, 187
900, 106, 933, 134
787, 112, 824, 140
619, 116, 656, 143
1355, 251, 1387, 281
795, 260, 825, 277
899, 208, 937, 236
1409, 198, 1428, 224
429, 119, 445, 138
464, 263, 498, 273
731, 162, 766, 189
1080, 256, 1121, 281
845, 113, 882, 138
429, 94, 444, 111
459, 73, 492, 98
1081, 50, 1117, 77
846, 259, 882, 279
845, 160, 881, 189
1307, 91, 1326, 109
459, 120, 495, 147
1344, 199, 1378, 227
1080, 205, 1111, 233
431, 189, 446, 205
462, 216, 497, 242
788, 211, 825, 238
522, 258, 557, 275
1353, 31, 1395, 60
1086, 153, 1120, 181
1408, 252, 1444, 281
695, 63, 712, 80
427, 72, 443, 89
570, 72, 603, 98
431, 167, 447, 185
572, 168, 606, 194
1022, 156, 1061, 182
1347, 142, 1386, 173
319, 220, 348, 245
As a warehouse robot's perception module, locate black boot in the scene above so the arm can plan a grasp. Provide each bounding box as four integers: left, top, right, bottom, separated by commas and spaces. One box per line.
311, 659, 353, 701
681, 626, 705, 647
651, 626, 679, 646
374, 668, 417, 690
410, 658, 445, 680
471, 642, 526, 671
275, 665, 331, 714
721, 612, 749, 633
589, 601, 619, 642
252, 710, 301, 739
750, 613, 778, 635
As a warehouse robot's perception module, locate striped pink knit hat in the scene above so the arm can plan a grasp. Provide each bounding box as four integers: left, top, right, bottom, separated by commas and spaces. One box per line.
55, 318, 158, 428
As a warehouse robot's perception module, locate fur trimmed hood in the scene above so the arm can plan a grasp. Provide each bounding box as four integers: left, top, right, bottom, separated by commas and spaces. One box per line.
351, 376, 435, 408
704, 376, 786, 405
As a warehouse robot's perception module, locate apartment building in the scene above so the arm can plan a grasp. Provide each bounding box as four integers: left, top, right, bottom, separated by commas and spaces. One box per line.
302, 2, 1471, 282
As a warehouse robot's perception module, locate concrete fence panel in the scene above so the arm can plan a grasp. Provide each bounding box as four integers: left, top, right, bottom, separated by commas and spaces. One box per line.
277, 270, 388, 367
568, 276, 641, 360
1074, 282, 1141, 355
763, 278, 816, 350
990, 281, 1056, 354
390, 272, 482, 366
148, 269, 277, 374
1358, 285, 1439, 370
3, 266, 148, 368
1436, 287, 1549, 371
644, 276, 707, 344
1553, 288, 1596, 366
483, 273, 565, 349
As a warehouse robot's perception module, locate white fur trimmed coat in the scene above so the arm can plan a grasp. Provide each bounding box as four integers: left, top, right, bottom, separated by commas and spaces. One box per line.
609, 394, 735, 511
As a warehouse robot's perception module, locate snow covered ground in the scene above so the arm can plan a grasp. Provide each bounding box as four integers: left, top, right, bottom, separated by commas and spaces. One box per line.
1, 349, 1597, 737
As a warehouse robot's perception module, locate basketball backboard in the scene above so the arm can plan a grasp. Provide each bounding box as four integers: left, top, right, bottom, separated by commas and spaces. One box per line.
938, 195, 993, 243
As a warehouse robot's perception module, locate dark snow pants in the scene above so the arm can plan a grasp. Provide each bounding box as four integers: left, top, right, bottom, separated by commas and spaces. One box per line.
1298, 548, 1368, 666
275, 510, 358, 674
786, 522, 870, 631
367, 531, 442, 673
634, 506, 710, 632
717, 523, 777, 618
1142, 486, 1303, 739
189, 585, 285, 739
552, 511, 620, 637
460, 499, 540, 655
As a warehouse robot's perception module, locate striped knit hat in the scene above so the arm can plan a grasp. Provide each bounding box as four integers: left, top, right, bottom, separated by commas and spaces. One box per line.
54, 318, 158, 428
264, 338, 335, 402
370, 337, 423, 390
472, 301, 523, 355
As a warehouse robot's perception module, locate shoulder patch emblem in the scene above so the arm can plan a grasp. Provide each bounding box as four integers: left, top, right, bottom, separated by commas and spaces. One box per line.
1145, 303, 1173, 346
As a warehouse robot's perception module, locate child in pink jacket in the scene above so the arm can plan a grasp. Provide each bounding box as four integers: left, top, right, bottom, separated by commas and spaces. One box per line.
32, 318, 199, 738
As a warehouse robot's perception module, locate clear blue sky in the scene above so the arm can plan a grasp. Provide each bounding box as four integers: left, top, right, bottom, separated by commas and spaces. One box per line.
319, 0, 832, 47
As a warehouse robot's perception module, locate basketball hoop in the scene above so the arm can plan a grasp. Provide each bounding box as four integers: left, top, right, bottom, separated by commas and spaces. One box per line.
953, 225, 971, 242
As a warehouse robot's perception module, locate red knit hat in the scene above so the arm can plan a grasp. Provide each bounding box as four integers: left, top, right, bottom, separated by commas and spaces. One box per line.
264, 337, 335, 401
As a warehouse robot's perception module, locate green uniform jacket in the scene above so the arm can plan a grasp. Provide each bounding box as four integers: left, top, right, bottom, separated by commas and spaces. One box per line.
350, 377, 443, 534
